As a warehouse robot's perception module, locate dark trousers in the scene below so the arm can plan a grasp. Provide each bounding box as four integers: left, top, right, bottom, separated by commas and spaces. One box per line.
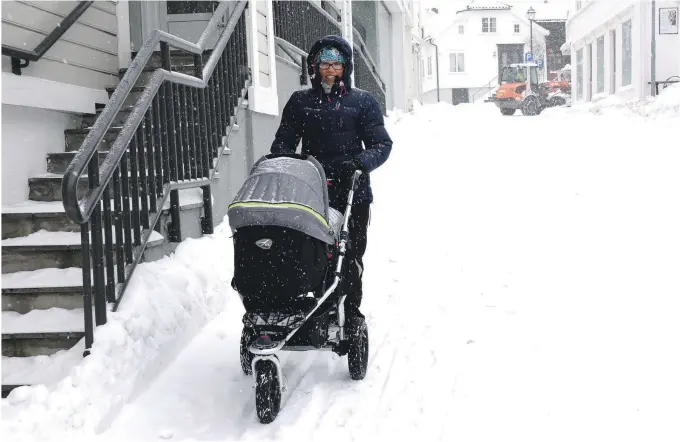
331, 201, 370, 319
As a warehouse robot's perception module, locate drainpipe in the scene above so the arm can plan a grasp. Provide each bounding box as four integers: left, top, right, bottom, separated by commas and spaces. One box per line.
427, 37, 440, 102
651, 0, 657, 96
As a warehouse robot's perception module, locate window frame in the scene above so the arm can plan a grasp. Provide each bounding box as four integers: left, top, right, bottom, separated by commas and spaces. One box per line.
449, 52, 465, 73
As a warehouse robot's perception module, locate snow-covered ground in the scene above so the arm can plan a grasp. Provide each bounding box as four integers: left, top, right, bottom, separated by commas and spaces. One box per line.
3, 86, 680, 441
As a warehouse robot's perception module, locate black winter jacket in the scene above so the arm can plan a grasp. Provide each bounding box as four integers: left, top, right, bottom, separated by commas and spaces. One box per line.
270, 35, 392, 208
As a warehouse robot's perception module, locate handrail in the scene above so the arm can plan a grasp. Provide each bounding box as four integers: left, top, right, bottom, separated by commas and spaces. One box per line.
351, 28, 386, 91
62, 1, 244, 225
353, 42, 387, 93
648, 76, 680, 95
471, 75, 498, 103
1, 1, 93, 75
307, 0, 343, 28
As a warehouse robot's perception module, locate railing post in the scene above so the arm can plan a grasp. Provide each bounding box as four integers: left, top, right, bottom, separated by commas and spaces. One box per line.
194, 53, 214, 235
80, 222, 94, 357
161, 41, 182, 242
88, 159, 107, 328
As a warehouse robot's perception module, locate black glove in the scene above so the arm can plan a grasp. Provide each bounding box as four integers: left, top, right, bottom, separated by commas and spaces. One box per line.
334, 157, 364, 180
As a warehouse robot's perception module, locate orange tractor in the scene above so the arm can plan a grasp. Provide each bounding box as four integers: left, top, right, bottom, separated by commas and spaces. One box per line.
486, 63, 550, 116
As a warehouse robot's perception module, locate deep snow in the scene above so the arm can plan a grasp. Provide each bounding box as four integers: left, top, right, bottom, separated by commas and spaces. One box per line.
3, 87, 680, 441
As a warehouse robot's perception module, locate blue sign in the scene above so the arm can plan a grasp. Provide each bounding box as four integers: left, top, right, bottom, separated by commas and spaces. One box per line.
537, 59, 544, 68
525, 52, 534, 62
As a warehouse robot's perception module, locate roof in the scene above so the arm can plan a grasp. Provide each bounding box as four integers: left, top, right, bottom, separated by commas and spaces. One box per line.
453, 0, 570, 20
421, 0, 563, 39
457, 1, 512, 12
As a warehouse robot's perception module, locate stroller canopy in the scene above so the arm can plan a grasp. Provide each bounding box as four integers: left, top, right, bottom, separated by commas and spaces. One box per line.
228, 155, 339, 244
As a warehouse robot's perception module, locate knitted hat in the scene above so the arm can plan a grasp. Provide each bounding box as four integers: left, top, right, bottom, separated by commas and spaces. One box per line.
316, 46, 345, 66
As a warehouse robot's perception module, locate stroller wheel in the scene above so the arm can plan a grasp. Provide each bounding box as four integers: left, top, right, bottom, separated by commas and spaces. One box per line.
255, 359, 282, 424
347, 318, 369, 380
240, 327, 255, 375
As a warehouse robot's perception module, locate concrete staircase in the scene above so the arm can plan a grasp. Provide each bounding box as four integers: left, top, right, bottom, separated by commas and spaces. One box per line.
1, 52, 216, 398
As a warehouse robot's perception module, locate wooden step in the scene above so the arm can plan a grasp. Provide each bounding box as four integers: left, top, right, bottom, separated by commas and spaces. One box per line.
82, 105, 134, 129
46, 151, 111, 175
2, 201, 77, 239
2, 331, 86, 357
28, 173, 89, 202
2, 267, 87, 313
1, 230, 165, 273
2, 307, 86, 357
65, 127, 121, 152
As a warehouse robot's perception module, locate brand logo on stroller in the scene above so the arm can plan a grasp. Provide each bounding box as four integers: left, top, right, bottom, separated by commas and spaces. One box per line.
255, 238, 273, 250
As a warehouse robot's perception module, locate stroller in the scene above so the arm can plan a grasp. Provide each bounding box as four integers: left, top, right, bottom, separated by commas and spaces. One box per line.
227, 153, 369, 424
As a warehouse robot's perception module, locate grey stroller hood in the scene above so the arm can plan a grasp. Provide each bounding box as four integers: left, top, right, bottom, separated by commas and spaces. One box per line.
228, 155, 340, 244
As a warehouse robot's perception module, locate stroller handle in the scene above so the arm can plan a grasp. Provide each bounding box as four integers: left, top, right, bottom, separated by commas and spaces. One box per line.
351, 169, 363, 191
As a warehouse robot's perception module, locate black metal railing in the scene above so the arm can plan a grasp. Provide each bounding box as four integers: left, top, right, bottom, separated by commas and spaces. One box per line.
272, 0, 342, 56
62, 0, 250, 355
649, 76, 680, 95
353, 43, 387, 114
272, 0, 387, 114
1, 1, 93, 75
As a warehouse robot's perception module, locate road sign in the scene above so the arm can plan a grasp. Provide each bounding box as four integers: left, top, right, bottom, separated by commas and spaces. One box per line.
537, 59, 544, 68
525, 52, 534, 62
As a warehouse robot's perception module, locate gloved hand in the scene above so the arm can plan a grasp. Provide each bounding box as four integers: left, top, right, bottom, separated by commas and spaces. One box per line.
333, 157, 364, 180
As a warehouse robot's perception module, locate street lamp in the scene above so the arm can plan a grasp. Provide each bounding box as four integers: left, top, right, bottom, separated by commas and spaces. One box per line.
527, 7, 536, 57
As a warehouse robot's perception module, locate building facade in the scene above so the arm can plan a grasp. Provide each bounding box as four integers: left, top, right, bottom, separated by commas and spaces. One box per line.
419, 1, 550, 105
565, 0, 680, 103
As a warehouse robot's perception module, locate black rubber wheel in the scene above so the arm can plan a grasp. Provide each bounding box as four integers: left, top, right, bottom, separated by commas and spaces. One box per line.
500, 108, 516, 116
347, 318, 369, 380
550, 96, 567, 107
240, 327, 255, 375
255, 359, 281, 424
522, 96, 540, 116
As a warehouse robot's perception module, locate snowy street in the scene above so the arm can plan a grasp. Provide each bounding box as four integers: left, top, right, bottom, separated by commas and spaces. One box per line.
4, 95, 680, 441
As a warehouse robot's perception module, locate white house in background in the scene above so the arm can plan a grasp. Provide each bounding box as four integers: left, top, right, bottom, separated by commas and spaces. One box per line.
419, 0, 550, 105
565, 0, 680, 103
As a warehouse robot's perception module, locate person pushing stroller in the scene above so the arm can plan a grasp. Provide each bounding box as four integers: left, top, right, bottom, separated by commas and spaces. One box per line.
270, 35, 392, 330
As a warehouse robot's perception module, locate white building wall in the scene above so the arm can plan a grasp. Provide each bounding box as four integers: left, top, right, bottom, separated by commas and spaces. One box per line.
567, 0, 680, 103
422, 8, 549, 101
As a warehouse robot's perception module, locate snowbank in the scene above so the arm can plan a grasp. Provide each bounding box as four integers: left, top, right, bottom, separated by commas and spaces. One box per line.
564, 83, 680, 119
1, 219, 238, 440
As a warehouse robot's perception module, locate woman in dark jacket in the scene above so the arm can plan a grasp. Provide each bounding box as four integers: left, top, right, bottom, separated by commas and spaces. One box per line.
270, 35, 392, 325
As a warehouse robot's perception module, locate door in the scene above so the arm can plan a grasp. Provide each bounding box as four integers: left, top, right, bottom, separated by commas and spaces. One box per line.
497, 44, 523, 83
452, 88, 469, 105
160, 1, 227, 49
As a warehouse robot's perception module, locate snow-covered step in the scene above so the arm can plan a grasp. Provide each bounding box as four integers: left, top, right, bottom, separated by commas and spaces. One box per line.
2, 336, 85, 398
2, 200, 78, 239
1, 229, 164, 273
2, 307, 86, 357
2, 267, 91, 314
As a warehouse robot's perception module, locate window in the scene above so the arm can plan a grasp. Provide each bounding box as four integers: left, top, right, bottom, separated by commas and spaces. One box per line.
576, 48, 584, 99
514, 24, 520, 33
610, 29, 616, 93
459, 25, 464, 35
622, 19, 632, 86
482, 17, 496, 33
449, 53, 465, 72
427, 56, 433, 76
596, 35, 605, 93
576, 0, 583, 10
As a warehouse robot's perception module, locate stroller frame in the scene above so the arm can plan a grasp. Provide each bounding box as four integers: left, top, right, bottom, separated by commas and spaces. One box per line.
243, 168, 365, 423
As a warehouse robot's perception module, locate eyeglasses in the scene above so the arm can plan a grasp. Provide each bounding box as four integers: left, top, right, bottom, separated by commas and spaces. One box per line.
319, 62, 343, 70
